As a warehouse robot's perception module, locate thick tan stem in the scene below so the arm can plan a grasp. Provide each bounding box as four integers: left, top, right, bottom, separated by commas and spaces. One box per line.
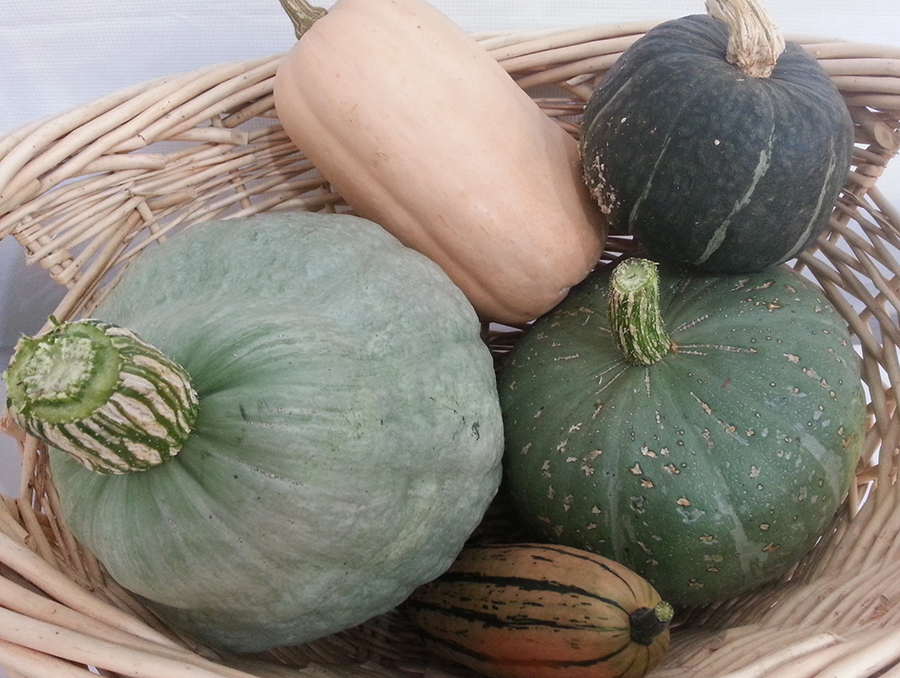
705, 0, 786, 77
277, 0, 328, 39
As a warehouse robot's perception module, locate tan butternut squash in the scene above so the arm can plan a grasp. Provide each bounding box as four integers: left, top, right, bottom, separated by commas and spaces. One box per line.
273, 0, 607, 326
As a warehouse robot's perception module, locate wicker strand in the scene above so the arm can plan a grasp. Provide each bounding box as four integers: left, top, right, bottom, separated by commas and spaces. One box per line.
0, 575, 189, 662
766, 626, 900, 678
0, 640, 101, 678
0, 605, 263, 678
0, 529, 178, 650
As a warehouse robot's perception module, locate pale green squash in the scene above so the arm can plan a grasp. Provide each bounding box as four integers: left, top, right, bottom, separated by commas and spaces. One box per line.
6, 213, 503, 652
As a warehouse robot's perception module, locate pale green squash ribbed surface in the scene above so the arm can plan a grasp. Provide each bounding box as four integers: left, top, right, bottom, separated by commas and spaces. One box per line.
49, 213, 504, 652
498, 261, 865, 607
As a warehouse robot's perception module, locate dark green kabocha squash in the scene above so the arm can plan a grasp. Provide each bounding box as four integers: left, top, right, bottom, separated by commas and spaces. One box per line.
579, 0, 854, 273
3, 212, 504, 653
497, 257, 865, 607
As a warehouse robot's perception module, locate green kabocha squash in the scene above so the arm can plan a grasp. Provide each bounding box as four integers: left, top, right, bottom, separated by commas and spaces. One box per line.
498, 258, 865, 607
579, 0, 854, 273
3, 213, 504, 653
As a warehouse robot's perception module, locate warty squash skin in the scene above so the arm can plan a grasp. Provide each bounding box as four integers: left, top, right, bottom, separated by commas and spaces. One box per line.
579, 1, 854, 273
273, 0, 607, 326
498, 258, 865, 607
22, 213, 505, 653
407, 543, 673, 678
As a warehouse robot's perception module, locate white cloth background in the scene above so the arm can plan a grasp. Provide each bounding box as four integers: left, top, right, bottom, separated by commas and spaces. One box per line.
0, 0, 898, 641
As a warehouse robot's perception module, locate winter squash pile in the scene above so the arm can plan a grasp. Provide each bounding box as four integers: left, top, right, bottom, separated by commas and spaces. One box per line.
0, 0, 877, 677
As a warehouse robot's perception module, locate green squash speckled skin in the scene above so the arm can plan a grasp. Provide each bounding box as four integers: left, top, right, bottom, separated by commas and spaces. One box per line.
498, 260, 865, 607
46, 213, 504, 652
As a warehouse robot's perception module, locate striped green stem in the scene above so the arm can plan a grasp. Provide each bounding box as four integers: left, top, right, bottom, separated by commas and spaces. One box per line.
608, 258, 674, 365
3, 319, 198, 474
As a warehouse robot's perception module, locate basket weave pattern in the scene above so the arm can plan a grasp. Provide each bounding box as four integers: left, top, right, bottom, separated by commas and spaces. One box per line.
2, 20, 900, 678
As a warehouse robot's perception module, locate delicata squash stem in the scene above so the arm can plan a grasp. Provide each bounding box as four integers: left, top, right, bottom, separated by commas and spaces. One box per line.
631, 601, 676, 647
2, 318, 198, 474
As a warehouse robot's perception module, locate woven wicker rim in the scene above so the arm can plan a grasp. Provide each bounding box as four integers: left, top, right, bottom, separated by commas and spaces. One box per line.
1, 18, 900, 678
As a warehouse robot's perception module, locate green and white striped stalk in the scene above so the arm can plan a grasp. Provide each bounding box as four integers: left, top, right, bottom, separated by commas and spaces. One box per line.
608, 258, 674, 366
2, 318, 198, 474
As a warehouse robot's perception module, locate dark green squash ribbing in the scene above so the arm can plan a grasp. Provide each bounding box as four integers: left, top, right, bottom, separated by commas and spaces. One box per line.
579, 3, 854, 273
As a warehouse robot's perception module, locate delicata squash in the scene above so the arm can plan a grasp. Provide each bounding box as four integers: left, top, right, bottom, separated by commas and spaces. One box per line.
273, 0, 607, 326
408, 543, 673, 678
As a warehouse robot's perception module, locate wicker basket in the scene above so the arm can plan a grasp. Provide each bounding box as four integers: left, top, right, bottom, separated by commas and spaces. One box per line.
2, 17, 900, 678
